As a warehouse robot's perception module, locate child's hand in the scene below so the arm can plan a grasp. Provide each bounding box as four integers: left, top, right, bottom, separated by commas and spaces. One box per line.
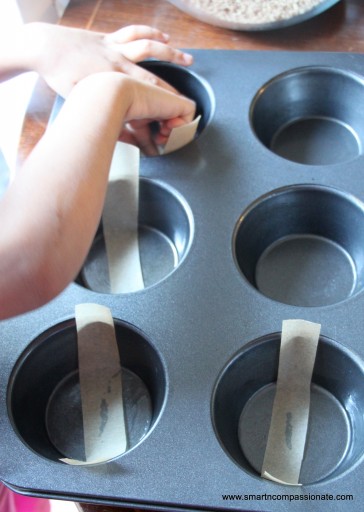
65, 72, 196, 156
121, 117, 194, 156
26, 23, 193, 97
119, 77, 196, 155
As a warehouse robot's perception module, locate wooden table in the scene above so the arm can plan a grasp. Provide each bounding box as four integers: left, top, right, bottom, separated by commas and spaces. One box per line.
19, 1, 364, 510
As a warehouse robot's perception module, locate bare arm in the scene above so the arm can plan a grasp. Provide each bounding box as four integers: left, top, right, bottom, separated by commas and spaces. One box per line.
0, 23, 193, 96
0, 73, 195, 319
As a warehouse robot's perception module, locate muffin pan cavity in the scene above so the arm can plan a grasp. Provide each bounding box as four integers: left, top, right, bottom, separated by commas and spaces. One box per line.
234, 185, 364, 307
8, 319, 166, 463
212, 334, 364, 484
250, 67, 364, 165
139, 60, 215, 139
78, 178, 193, 293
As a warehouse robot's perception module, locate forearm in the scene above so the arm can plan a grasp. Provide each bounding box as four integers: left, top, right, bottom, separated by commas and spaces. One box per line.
0, 23, 42, 81
0, 73, 132, 318
0, 22, 193, 96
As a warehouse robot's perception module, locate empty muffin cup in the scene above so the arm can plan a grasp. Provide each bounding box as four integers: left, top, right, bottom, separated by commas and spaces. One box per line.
250, 67, 364, 165
139, 60, 214, 140
8, 319, 166, 462
212, 334, 364, 485
78, 178, 193, 293
233, 185, 364, 307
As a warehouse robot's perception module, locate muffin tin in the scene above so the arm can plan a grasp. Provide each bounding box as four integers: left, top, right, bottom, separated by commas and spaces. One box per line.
1, 50, 364, 511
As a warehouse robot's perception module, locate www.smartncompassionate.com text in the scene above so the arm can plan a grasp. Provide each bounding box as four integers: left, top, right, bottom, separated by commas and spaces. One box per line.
221, 493, 353, 502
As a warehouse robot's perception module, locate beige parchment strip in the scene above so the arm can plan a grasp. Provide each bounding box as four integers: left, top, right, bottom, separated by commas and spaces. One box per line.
162, 115, 201, 154
103, 142, 144, 294
62, 303, 127, 465
103, 118, 200, 292
261, 319, 321, 485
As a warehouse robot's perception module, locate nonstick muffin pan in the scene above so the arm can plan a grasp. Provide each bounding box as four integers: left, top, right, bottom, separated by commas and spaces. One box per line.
2, 50, 364, 511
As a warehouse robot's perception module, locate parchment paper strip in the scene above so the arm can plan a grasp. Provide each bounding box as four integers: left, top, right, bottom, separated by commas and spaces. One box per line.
103, 142, 144, 293
261, 319, 321, 485
62, 303, 127, 465
162, 115, 201, 154
103, 117, 200, 291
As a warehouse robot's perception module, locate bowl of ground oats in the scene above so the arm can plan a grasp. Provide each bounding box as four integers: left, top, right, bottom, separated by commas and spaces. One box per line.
167, 0, 341, 30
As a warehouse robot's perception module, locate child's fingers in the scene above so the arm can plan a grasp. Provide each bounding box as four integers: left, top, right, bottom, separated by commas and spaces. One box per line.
120, 123, 159, 156
154, 116, 196, 146
113, 59, 180, 94
118, 40, 193, 67
105, 25, 170, 45
158, 117, 194, 138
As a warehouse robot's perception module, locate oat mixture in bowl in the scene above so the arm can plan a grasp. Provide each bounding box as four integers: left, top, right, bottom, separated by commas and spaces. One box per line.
167, 0, 341, 30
